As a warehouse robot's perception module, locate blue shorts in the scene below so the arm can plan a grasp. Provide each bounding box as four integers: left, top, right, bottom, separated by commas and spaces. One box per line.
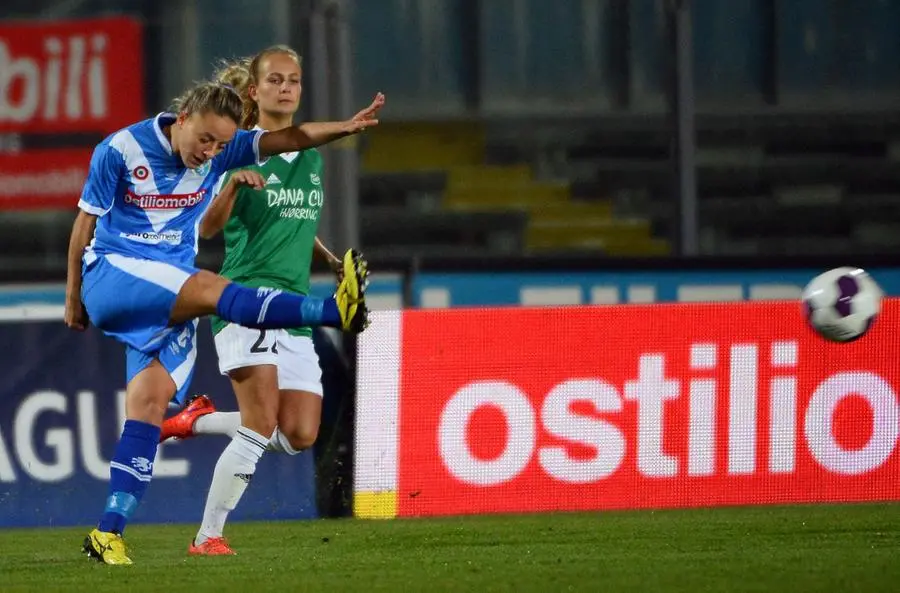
82, 252, 200, 405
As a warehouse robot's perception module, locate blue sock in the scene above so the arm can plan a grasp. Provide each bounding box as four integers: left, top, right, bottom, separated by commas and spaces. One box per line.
97, 420, 160, 535
216, 284, 340, 329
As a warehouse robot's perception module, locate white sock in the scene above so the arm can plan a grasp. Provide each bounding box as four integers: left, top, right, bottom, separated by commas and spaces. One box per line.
194, 412, 241, 438
267, 428, 302, 455
195, 427, 267, 545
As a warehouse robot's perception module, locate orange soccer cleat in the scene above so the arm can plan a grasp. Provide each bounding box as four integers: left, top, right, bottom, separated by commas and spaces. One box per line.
189, 537, 236, 556
159, 394, 216, 443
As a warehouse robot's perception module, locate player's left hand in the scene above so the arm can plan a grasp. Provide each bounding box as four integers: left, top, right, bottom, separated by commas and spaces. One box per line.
229, 170, 266, 190
344, 92, 385, 134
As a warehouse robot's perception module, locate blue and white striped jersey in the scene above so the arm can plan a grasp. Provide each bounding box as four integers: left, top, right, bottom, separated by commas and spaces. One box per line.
78, 112, 264, 267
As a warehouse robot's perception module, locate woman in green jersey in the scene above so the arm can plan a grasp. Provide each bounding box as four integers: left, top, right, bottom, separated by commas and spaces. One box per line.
159, 45, 372, 555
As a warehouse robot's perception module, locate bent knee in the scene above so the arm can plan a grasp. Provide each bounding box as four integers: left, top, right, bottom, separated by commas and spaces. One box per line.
239, 403, 280, 438
190, 270, 229, 305
171, 270, 230, 323
281, 425, 319, 452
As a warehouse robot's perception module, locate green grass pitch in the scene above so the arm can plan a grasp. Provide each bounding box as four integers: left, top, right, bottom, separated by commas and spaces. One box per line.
1, 504, 898, 592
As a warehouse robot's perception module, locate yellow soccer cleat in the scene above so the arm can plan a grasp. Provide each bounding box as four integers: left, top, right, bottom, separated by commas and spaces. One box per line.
83, 528, 133, 565
335, 248, 370, 333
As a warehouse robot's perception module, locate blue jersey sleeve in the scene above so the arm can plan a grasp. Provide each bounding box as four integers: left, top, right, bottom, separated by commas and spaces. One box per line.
215, 129, 265, 172
78, 140, 125, 216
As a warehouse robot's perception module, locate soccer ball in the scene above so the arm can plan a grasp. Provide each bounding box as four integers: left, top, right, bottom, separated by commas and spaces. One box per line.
802, 267, 882, 343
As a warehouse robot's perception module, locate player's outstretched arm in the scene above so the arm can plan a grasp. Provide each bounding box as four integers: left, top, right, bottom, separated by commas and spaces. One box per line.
199, 171, 266, 239
65, 210, 97, 331
257, 93, 385, 158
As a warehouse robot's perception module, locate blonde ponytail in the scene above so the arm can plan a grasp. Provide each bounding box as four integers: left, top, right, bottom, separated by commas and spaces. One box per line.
213, 57, 258, 129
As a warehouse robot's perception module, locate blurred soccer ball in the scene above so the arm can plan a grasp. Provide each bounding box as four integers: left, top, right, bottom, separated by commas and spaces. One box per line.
802, 267, 882, 343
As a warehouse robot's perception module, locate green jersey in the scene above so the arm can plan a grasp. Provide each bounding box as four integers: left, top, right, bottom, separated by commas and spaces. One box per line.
210, 147, 325, 338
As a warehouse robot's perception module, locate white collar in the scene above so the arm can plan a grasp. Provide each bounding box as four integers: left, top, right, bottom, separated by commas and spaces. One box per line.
153, 112, 176, 155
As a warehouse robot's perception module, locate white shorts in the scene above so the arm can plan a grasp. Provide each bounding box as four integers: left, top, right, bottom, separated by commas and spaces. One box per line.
213, 324, 323, 396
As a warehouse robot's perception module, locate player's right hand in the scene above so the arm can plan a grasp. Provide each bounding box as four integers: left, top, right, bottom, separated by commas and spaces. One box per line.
344, 92, 385, 134
65, 298, 89, 331
229, 170, 266, 190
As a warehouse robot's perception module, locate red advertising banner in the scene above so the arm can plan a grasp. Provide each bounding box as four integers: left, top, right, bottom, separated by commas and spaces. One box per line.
0, 149, 90, 209
354, 301, 900, 518
0, 17, 144, 209
0, 17, 144, 134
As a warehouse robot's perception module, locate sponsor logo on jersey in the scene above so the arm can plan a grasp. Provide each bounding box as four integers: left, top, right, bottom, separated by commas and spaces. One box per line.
266, 188, 323, 208
119, 230, 183, 245
266, 173, 281, 185
266, 187, 322, 221
124, 189, 205, 210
